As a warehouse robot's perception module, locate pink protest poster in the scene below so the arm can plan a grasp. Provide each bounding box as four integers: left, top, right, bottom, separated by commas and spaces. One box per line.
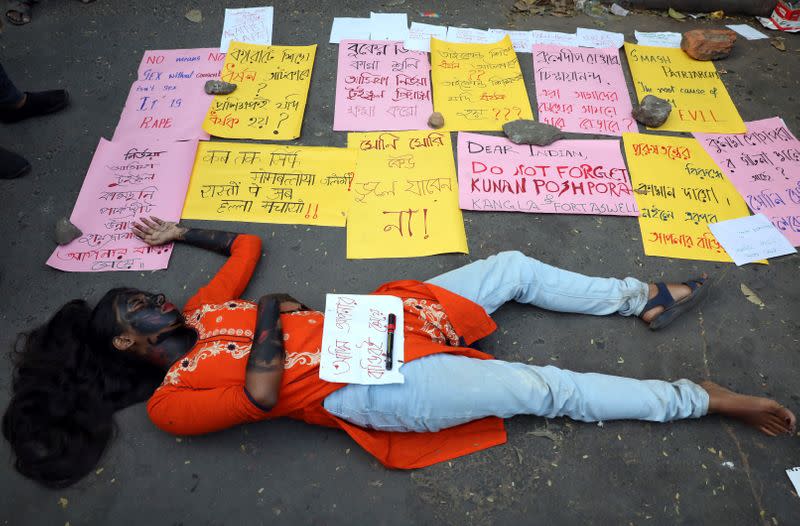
532, 45, 636, 136
47, 138, 198, 272
457, 132, 639, 216
334, 40, 433, 131
137, 48, 225, 82
695, 117, 800, 246
113, 79, 212, 141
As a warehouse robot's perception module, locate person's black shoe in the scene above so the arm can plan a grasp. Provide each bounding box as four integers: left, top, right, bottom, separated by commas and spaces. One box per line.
0, 90, 70, 123
0, 147, 31, 179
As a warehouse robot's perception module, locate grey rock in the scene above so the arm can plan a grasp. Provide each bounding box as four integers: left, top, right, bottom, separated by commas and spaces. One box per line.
204, 80, 237, 95
427, 112, 445, 129
502, 120, 565, 146
54, 217, 82, 245
632, 95, 672, 128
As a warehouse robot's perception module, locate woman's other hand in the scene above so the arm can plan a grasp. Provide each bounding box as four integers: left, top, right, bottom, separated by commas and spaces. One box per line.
132, 216, 186, 246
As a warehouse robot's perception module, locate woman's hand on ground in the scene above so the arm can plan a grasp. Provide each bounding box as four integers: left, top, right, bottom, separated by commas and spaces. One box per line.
132, 216, 186, 246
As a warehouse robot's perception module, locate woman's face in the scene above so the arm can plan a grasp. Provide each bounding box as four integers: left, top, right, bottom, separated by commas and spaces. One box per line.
113, 290, 184, 346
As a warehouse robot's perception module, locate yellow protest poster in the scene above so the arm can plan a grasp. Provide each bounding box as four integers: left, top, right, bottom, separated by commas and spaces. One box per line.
346, 130, 468, 259
623, 133, 751, 262
624, 44, 745, 133
202, 41, 316, 140
182, 141, 355, 227
430, 35, 533, 131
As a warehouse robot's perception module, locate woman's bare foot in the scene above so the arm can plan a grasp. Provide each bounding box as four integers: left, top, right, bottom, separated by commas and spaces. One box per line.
702, 380, 796, 436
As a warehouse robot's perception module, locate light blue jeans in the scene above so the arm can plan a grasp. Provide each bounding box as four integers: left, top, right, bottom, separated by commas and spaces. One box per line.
323, 251, 709, 432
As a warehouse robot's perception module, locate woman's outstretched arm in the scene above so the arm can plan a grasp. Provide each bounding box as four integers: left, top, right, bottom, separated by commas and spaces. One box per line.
132, 216, 263, 311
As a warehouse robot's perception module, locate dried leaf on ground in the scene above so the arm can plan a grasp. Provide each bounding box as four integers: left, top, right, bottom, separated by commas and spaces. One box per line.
740, 283, 766, 308
771, 38, 786, 52
527, 428, 562, 442
668, 8, 686, 20
185, 9, 202, 23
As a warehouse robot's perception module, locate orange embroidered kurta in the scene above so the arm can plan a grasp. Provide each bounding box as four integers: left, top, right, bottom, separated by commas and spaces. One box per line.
147, 234, 507, 469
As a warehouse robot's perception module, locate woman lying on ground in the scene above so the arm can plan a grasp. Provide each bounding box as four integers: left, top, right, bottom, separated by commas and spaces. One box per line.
4, 219, 795, 488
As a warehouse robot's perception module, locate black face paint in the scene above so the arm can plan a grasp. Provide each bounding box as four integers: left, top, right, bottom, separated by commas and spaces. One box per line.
119, 291, 182, 335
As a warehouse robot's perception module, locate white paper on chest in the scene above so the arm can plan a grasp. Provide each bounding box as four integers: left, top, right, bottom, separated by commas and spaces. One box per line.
320, 294, 405, 385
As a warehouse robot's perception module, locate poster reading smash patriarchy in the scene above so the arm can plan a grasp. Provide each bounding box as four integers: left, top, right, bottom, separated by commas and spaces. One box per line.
334, 40, 432, 131
457, 133, 638, 216
203, 41, 316, 140
623, 133, 752, 262
346, 130, 468, 259
182, 141, 356, 227
624, 44, 745, 133
430, 35, 533, 131
532, 45, 635, 136
695, 117, 800, 246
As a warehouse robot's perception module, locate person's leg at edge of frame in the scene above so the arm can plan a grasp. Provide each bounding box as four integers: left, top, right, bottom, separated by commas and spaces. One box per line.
425, 250, 649, 316
324, 354, 796, 437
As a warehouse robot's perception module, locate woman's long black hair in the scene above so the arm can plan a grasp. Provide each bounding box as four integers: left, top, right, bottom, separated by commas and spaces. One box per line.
2, 289, 165, 488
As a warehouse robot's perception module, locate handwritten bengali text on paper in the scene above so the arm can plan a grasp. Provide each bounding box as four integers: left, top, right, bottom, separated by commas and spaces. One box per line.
346, 130, 468, 259
430, 35, 533, 131
623, 133, 752, 262
220, 7, 274, 52
203, 41, 316, 140
320, 294, 405, 385
457, 133, 638, 216
47, 139, 197, 272
334, 40, 432, 131
182, 141, 356, 227
694, 117, 800, 246
532, 45, 635, 136
624, 44, 745, 133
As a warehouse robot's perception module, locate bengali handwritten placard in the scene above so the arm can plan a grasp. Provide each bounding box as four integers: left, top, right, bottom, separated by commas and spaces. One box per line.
532, 45, 635, 136
457, 132, 638, 216
320, 294, 405, 385
346, 130, 468, 259
182, 141, 355, 227
137, 48, 225, 82
430, 35, 533, 131
113, 79, 212, 142
695, 117, 800, 245
623, 133, 752, 262
47, 139, 197, 272
203, 41, 316, 140
334, 40, 432, 131
220, 6, 274, 52
624, 44, 745, 133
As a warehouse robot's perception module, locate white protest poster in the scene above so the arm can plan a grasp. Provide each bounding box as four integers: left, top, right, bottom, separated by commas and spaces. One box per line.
531, 30, 579, 47
330, 17, 372, 44
726, 24, 768, 40
405, 22, 448, 52
787, 468, 800, 494
446, 26, 497, 44
708, 214, 797, 266
220, 6, 274, 52
488, 29, 534, 52
320, 294, 405, 385
577, 28, 625, 48
634, 31, 682, 48
370, 12, 409, 41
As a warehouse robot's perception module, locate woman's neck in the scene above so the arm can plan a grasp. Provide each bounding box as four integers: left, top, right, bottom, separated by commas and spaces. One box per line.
146, 326, 198, 370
